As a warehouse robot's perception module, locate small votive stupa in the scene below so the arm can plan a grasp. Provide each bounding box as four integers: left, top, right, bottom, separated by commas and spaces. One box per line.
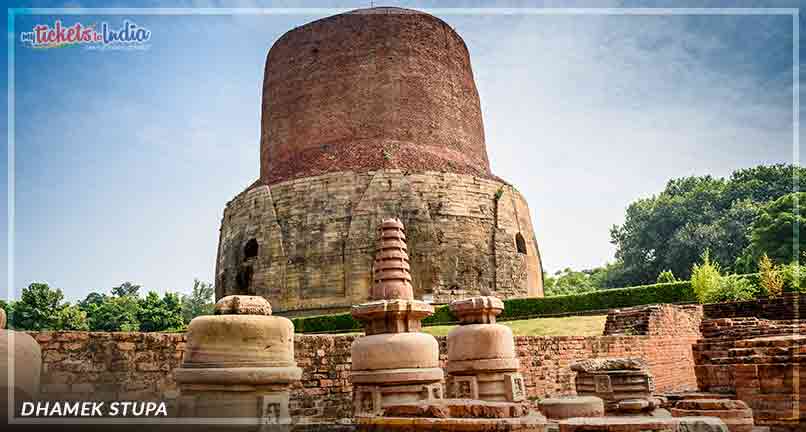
446, 295, 525, 402
175, 295, 301, 426
350, 218, 444, 416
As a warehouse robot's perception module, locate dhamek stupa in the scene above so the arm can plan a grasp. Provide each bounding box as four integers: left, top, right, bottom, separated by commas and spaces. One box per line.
215, 7, 543, 315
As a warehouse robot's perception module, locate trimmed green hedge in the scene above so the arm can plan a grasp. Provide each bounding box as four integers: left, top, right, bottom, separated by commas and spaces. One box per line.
291, 281, 696, 334
292, 311, 361, 334
499, 281, 694, 320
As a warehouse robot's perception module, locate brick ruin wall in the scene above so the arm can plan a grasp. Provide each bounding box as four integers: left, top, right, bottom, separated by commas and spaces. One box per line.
692, 295, 806, 431
694, 318, 806, 431
603, 304, 703, 337
28, 331, 698, 422
702, 293, 806, 321
694, 295, 805, 399
216, 170, 543, 315
598, 301, 806, 431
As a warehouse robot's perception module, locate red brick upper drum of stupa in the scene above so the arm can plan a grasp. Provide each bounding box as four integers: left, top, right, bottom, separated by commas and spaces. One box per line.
259, 7, 491, 185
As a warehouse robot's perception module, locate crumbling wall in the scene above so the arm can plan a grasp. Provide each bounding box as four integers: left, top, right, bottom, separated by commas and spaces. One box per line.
28, 331, 697, 422
702, 293, 806, 320
694, 317, 806, 431
603, 304, 703, 337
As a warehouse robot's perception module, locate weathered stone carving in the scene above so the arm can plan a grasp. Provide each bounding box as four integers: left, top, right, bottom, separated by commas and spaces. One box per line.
175, 295, 301, 426
671, 399, 754, 432
350, 218, 445, 416
572, 357, 663, 415
352, 220, 547, 431
446, 295, 525, 402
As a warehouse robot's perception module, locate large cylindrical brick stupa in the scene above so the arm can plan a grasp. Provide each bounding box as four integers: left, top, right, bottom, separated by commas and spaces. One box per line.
215, 7, 543, 315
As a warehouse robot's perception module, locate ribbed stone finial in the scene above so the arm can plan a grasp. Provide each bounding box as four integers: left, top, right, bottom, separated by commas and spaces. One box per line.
371, 218, 414, 301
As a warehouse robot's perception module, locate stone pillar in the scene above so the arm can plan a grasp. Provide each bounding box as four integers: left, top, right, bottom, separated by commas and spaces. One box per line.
446, 296, 525, 402
175, 295, 301, 426
351, 218, 444, 416
0, 308, 42, 418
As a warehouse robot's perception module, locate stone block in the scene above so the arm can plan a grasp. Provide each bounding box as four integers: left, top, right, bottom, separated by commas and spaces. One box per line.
538, 396, 605, 420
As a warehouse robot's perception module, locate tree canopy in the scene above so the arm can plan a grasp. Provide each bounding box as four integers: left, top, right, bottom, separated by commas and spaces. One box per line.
10, 282, 89, 330
5, 279, 214, 332
609, 164, 802, 286
181, 279, 215, 324
746, 192, 806, 265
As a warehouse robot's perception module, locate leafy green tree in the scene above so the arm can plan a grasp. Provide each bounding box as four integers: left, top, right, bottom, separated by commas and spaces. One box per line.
656, 270, 677, 284
709, 276, 758, 303
138, 291, 184, 332
78, 292, 107, 310
611, 164, 803, 285
111, 282, 141, 298
778, 262, 806, 293
0, 299, 13, 328
181, 279, 215, 324
587, 262, 632, 289
543, 268, 598, 297
78, 292, 109, 331
88, 295, 140, 331
691, 250, 723, 304
57, 304, 89, 331
747, 192, 806, 265
11, 283, 68, 330
758, 254, 784, 297
724, 164, 801, 204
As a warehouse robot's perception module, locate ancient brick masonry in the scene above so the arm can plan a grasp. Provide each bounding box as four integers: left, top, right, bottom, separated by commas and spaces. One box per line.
31, 332, 186, 400
30, 331, 700, 423
259, 8, 489, 185
216, 7, 544, 315
693, 317, 806, 432
604, 304, 703, 337
217, 171, 543, 315
702, 293, 806, 321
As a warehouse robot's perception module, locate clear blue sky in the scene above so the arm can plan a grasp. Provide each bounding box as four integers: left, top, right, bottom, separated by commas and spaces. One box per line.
1, 0, 801, 302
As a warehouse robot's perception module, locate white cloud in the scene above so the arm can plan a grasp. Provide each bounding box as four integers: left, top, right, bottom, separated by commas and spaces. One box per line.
449, 12, 794, 272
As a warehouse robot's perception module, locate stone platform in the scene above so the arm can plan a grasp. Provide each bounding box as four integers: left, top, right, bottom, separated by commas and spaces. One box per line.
355, 399, 546, 431
558, 416, 728, 432
538, 396, 605, 420
671, 399, 754, 432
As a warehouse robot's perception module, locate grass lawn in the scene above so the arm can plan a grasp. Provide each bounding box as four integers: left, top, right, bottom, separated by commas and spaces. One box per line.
420, 315, 607, 337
